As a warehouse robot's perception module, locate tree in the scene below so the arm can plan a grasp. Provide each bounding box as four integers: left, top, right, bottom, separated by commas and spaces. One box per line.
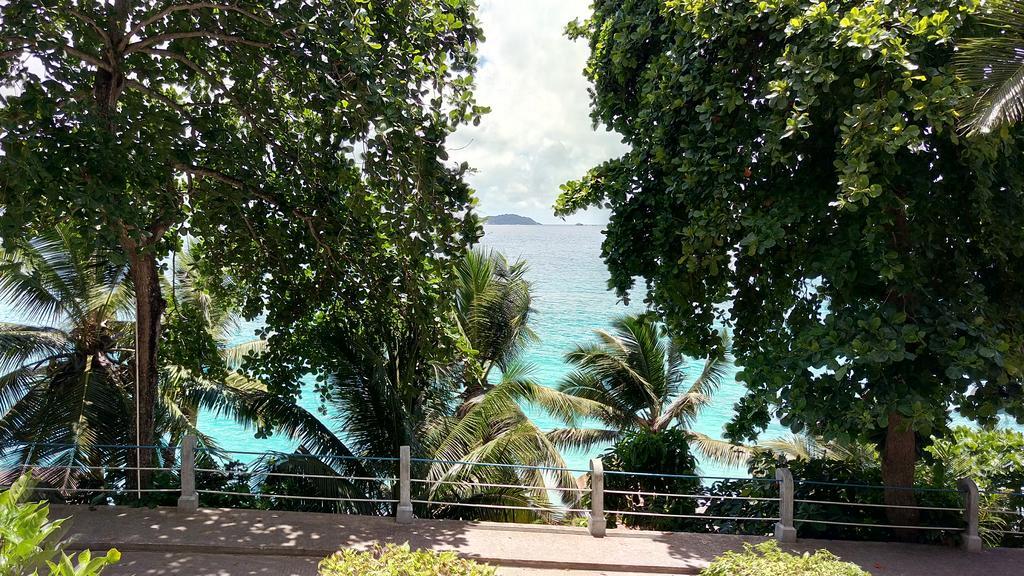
0, 231, 349, 493
955, 0, 1024, 134
559, 0, 1024, 525
426, 249, 599, 518
556, 314, 750, 468
280, 249, 597, 521
0, 0, 485, 487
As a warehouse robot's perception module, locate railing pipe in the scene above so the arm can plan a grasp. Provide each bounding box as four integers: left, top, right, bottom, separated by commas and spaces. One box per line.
177, 434, 198, 512
959, 477, 982, 553
396, 445, 413, 524
589, 457, 605, 537
775, 467, 796, 543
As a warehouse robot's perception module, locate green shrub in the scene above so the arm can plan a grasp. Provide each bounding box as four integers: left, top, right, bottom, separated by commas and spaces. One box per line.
700, 541, 870, 576
601, 428, 702, 531
0, 474, 120, 575
318, 544, 495, 576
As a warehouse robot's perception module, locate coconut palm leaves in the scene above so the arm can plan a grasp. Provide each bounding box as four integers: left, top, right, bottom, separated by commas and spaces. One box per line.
956, 0, 1024, 134
0, 229, 136, 486
556, 314, 752, 468
0, 234, 359, 493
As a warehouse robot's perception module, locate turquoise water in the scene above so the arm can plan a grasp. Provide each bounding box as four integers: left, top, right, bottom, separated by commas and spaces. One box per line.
200, 225, 787, 476
0, 225, 785, 476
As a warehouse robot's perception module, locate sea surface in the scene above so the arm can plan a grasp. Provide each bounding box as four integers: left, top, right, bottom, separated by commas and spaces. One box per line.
204, 225, 789, 477
0, 226, 807, 477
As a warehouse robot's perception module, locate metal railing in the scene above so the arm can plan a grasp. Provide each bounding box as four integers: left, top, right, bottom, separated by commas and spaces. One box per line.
1, 443, 181, 501
1, 436, 998, 552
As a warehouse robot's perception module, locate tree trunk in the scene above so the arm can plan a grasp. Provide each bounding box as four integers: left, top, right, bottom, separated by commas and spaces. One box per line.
128, 250, 166, 491
881, 412, 920, 531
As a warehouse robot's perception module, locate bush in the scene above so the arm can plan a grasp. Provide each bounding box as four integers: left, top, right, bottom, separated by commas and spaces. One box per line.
601, 429, 702, 531
700, 541, 870, 576
1, 474, 120, 575
703, 453, 962, 545
318, 544, 495, 576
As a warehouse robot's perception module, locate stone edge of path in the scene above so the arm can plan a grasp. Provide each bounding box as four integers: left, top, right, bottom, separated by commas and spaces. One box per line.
64, 542, 698, 575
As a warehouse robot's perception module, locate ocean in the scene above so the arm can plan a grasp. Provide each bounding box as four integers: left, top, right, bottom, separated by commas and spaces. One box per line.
204, 224, 788, 477
0, 225, 788, 477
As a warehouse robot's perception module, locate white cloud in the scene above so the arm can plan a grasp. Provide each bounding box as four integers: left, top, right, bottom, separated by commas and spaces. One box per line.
450, 0, 627, 225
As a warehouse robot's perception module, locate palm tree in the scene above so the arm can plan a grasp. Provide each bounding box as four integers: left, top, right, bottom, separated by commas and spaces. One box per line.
955, 0, 1024, 134
0, 230, 137, 488
756, 434, 879, 469
424, 249, 599, 518
0, 232, 352, 493
282, 249, 597, 521
555, 314, 752, 469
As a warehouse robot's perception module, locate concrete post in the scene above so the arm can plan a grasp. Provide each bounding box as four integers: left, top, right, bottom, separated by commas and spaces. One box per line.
177, 434, 198, 512
775, 467, 797, 543
959, 477, 982, 553
396, 445, 413, 524
588, 457, 606, 537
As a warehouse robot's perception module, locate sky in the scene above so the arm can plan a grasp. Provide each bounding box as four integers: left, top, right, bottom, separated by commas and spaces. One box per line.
449, 0, 628, 225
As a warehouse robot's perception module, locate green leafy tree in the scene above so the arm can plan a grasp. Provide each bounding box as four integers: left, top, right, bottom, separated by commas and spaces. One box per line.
557, 314, 750, 467
0, 0, 485, 487
955, 0, 1024, 134
560, 0, 1024, 523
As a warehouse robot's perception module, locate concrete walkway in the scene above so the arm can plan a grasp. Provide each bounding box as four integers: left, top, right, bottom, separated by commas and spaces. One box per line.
52, 505, 1024, 575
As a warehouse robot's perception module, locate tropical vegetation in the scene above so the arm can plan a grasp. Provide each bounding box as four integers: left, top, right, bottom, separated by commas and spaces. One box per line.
0, 229, 352, 498
558, 0, 1024, 526
700, 541, 870, 576
1, 474, 120, 575
318, 544, 495, 576
556, 314, 750, 468
1, 0, 1023, 553
955, 0, 1024, 134
0, 0, 487, 487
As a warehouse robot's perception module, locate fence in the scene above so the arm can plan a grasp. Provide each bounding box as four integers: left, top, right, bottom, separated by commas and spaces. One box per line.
5, 435, 1017, 553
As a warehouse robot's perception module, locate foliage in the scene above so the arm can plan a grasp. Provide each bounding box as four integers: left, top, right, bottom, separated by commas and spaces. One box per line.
556, 313, 750, 467
703, 451, 961, 544
601, 428, 701, 531
0, 232, 348, 500
560, 0, 1024, 507
245, 249, 596, 523
318, 544, 495, 576
700, 541, 870, 576
0, 229, 136, 484
0, 474, 120, 576
0, 0, 488, 474
955, 0, 1024, 134
926, 426, 1024, 546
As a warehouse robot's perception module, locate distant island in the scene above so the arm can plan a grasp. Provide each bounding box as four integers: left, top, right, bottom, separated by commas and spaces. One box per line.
484, 214, 542, 225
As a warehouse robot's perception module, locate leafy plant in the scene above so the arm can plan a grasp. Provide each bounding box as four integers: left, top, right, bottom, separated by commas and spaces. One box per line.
0, 0, 487, 487
0, 474, 120, 576
561, 0, 1024, 527
955, 0, 1024, 134
700, 541, 870, 576
318, 544, 495, 576
601, 428, 702, 531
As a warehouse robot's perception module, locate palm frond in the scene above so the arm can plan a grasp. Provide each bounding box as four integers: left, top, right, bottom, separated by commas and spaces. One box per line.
689, 432, 754, 469
955, 0, 1024, 134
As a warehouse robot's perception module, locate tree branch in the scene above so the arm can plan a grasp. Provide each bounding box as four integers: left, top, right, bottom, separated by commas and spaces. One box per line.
124, 79, 187, 114
126, 31, 269, 54
173, 163, 339, 261
69, 8, 114, 51
124, 2, 274, 51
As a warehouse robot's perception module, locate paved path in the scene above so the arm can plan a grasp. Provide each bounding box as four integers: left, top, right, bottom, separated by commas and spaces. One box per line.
53, 505, 1023, 575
